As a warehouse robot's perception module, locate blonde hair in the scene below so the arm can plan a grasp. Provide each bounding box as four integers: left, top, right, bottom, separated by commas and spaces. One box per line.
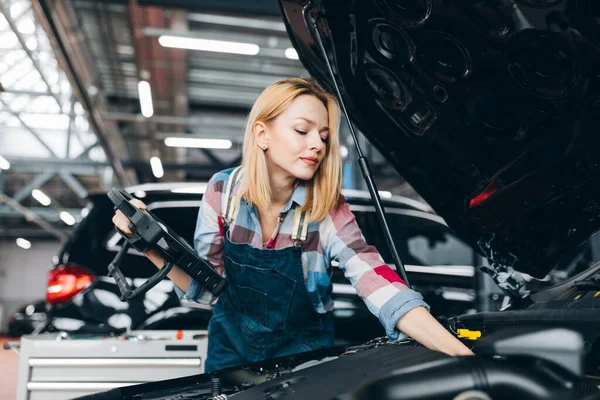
239, 77, 342, 222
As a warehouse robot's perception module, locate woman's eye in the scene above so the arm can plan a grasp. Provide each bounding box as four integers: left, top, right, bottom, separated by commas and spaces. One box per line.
321, 137, 328, 144
295, 129, 307, 135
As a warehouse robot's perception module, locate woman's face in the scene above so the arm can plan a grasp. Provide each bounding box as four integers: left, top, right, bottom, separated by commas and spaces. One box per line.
257, 94, 330, 182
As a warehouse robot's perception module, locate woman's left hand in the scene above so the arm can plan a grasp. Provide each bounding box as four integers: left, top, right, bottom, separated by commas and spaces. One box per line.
396, 306, 474, 356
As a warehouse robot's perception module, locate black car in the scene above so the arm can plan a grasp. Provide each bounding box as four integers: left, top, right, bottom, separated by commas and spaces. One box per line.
40, 182, 487, 346
76, 1, 600, 399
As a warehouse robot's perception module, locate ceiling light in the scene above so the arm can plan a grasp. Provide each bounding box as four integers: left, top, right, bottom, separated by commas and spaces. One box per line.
16, 238, 31, 249
158, 35, 260, 55
164, 137, 232, 149
378, 191, 392, 199
138, 80, 154, 118
0, 155, 10, 170
32, 189, 51, 206
285, 48, 299, 60
60, 211, 76, 226
150, 156, 164, 178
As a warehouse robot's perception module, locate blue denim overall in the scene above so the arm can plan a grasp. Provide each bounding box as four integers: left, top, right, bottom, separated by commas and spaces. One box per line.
204, 168, 334, 372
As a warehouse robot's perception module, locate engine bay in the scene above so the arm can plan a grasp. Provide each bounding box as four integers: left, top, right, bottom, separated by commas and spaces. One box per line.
79, 265, 600, 400
104, 325, 598, 400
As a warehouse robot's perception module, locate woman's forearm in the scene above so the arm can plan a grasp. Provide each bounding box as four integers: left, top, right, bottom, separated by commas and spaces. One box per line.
396, 306, 474, 356
143, 249, 192, 292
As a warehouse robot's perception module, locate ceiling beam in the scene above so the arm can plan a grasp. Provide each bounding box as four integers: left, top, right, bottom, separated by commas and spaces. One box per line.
33, 0, 136, 187
0, 207, 82, 219
4, 156, 233, 172
58, 171, 88, 199
6, 163, 103, 175
101, 111, 246, 127
187, 12, 286, 32
0, 88, 53, 97
0, 226, 69, 239
135, 0, 282, 17
11, 171, 56, 204
75, 140, 101, 160
0, 193, 69, 242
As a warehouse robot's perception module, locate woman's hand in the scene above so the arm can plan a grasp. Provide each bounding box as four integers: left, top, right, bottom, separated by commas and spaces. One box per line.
396, 306, 474, 356
111, 199, 147, 237
110, 198, 192, 291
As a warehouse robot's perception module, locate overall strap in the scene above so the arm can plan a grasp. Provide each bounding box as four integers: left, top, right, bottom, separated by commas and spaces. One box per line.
291, 209, 308, 242
222, 166, 243, 224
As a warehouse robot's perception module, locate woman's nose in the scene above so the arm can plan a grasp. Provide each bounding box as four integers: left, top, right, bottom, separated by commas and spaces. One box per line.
309, 131, 325, 151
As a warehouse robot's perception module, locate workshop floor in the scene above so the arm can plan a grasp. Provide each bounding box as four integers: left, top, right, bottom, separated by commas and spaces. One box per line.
0, 336, 19, 400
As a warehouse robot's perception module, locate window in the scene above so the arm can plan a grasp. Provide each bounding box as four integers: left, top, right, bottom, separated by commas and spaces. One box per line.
100, 200, 202, 279
150, 205, 199, 245
353, 208, 475, 267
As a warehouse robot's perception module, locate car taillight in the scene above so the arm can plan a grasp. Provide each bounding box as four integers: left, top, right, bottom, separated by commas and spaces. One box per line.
47, 264, 95, 305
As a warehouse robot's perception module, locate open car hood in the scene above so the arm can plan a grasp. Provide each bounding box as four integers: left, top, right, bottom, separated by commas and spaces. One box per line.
278, 0, 600, 278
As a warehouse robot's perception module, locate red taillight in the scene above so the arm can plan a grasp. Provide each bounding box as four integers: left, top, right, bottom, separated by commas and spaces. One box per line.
468, 181, 499, 208
47, 264, 95, 305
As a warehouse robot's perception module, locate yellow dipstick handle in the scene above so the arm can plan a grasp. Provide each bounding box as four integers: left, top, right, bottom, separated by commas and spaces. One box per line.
457, 329, 482, 340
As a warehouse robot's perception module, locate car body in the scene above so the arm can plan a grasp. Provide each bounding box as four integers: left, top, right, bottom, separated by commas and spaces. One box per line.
41, 182, 488, 347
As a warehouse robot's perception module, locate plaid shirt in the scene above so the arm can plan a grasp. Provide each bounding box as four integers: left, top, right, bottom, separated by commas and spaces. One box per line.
177, 167, 429, 340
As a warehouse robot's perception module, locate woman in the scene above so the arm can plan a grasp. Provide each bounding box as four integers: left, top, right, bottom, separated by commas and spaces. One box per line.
113, 78, 473, 372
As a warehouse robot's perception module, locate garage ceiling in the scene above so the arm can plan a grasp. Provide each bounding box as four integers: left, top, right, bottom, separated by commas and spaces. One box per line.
0, 0, 412, 243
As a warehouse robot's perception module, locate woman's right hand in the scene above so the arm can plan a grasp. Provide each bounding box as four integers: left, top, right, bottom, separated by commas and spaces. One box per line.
110, 198, 188, 287
111, 199, 148, 237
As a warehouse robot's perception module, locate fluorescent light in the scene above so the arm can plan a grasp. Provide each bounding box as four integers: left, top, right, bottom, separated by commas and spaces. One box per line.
16, 238, 31, 249
171, 184, 207, 194
150, 156, 164, 178
164, 137, 232, 149
0, 155, 10, 170
60, 211, 76, 226
285, 47, 299, 60
158, 35, 260, 55
32, 189, 51, 206
138, 80, 154, 118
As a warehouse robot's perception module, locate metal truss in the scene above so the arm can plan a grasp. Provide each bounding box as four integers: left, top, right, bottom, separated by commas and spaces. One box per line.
0, 0, 111, 240
0, 0, 61, 108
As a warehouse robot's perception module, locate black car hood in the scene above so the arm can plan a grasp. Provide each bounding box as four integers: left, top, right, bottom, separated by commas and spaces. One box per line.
278, 0, 600, 278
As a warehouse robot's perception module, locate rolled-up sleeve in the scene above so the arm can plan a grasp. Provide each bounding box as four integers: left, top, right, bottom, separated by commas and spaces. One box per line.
173, 173, 226, 304
322, 198, 429, 340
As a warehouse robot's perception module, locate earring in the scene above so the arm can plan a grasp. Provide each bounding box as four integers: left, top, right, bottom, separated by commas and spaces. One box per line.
261, 145, 267, 150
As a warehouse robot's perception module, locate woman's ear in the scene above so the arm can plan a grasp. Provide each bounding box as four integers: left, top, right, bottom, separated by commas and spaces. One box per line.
253, 121, 269, 150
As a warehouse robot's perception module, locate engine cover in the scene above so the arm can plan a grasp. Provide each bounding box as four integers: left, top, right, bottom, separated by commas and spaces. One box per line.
230, 342, 579, 400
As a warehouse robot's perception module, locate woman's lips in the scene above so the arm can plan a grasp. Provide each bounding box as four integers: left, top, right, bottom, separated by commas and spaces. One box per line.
301, 157, 318, 166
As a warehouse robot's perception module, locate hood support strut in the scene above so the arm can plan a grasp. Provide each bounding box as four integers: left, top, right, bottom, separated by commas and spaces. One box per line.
309, 14, 411, 288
